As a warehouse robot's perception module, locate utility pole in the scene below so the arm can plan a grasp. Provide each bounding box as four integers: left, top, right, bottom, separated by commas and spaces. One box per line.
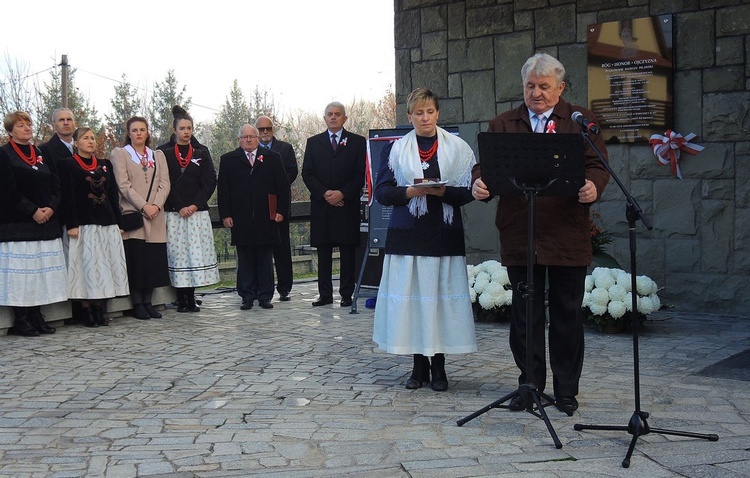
60, 55, 69, 108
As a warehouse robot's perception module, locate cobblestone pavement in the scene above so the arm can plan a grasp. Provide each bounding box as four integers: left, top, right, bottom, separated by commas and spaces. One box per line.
0, 282, 748, 477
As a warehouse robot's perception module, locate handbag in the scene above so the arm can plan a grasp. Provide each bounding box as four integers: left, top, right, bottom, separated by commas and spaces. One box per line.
120, 156, 157, 232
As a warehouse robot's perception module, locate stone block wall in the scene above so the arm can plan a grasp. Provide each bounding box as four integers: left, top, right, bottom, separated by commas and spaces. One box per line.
394, 0, 750, 316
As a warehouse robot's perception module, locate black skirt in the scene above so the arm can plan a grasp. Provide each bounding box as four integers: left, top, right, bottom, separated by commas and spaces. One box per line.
123, 239, 171, 289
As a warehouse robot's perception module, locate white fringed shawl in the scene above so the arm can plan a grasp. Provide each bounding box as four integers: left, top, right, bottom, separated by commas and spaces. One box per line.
387, 126, 475, 224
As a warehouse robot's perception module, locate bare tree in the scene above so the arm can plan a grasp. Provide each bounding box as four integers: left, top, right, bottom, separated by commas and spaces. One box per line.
0, 55, 37, 119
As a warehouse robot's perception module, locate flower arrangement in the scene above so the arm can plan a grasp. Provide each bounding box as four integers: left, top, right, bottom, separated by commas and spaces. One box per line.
467, 260, 513, 322
582, 267, 661, 333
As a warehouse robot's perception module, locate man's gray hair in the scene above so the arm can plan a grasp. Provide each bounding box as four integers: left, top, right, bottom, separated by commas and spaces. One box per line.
51, 107, 75, 122
237, 124, 257, 138
521, 53, 566, 86
324, 101, 346, 117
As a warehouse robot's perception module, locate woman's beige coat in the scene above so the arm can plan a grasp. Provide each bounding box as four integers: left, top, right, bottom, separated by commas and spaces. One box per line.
111, 147, 170, 243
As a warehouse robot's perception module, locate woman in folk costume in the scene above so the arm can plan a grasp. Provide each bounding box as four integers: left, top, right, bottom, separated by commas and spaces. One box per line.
0, 111, 67, 336
58, 127, 129, 327
111, 116, 171, 321
156, 106, 219, 313
373, 88, 477, 391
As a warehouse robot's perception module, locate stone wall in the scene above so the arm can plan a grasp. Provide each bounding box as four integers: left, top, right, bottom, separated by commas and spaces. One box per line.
394, 0, 750, 316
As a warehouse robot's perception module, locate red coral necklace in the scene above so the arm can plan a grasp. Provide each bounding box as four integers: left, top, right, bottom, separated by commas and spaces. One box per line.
10, 140, 38, 166
174, 143, 193, 169
74, 153, 98, 172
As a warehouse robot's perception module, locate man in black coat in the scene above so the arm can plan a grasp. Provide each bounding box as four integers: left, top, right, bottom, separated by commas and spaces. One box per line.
218, 124, 290, 310
39, 108, 76, 163
302, 102, 366, 307
256, 116, 298, 302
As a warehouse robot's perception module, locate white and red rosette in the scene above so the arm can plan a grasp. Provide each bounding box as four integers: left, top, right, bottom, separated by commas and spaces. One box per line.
545, 120, 557, 133
649, 130, 704, 179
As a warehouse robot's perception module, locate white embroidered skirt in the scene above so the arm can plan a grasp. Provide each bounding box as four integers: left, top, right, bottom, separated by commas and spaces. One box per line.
166, 211, 220, 288
373, 254, 477, 356
0, 238, 68, 307
65, 224, 129, 300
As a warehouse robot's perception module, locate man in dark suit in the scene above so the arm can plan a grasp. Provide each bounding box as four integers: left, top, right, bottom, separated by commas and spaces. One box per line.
256, 116, 298, 302
218, 124, 290, 310
39, 108, 76, 163
302, 102, 366, 307
472, 53, 610, 415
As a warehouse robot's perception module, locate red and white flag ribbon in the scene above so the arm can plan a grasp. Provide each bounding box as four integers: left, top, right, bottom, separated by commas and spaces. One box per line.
648, 130, 704, 179
545, 120, 557, 134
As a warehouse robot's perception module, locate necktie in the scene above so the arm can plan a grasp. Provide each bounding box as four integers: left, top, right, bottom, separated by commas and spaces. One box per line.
248, 152, 255, 166
262, 142, 271, 149
534, 114, 546, 133
331, 134, 338, 151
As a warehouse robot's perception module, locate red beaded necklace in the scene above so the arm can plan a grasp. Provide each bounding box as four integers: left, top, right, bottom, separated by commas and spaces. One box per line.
10, 139, 38, 166
174, 143, 193, 169
74, 153, 98, 172
418, 140, 437, 163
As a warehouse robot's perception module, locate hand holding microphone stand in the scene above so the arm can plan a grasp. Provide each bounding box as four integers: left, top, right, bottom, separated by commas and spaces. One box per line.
570, 112, 718, 468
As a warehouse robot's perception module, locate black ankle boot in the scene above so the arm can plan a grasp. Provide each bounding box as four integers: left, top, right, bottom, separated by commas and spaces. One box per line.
132, 303, 150, 320
176, 290, 189, 313
144, 303, 162, 319
30, 311, 56, 334
405, 354, 431, 389
92, 305, 109, 326
186, 290, 200, 312
82, 307, 98, 328
430, 354, 448, 392
10, 309, 39, 337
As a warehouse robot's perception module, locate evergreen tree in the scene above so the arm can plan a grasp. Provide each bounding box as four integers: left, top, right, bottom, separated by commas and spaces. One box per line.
149, 69, 191, 147
106, 74, 142, 144
36, 67, 102, 143
207, 80, 250, 164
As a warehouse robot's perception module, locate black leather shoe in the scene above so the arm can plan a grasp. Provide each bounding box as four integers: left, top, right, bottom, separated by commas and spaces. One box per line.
279, 293, 290, 302
508, 395, 526, 411
144, 303, 162, 319
132, 304, 150, 320
312, 297, 333, 306
339, 297, 353, 307
240, 301, 253, 310
259, 300, 273, 309
31, 313, 56, 334
555, 396, 579, 416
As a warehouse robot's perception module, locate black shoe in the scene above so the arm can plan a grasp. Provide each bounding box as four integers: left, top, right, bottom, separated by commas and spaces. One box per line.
240, 301, 253, 310
555, 396, 579, 416
10, 313, 39, 337
312, 297, 333, 306
92, 306, 109, 326
339, 297, 353, 307
82, 307, 98, 328
132, 304, 150, 320
30, 312, 56, 334
279, 293, 290, 302
259, 300, 273, 309
144, 303, 162, 319
430, 354, 448, 392
405, 354, 431, 389
508, 395, 526, 411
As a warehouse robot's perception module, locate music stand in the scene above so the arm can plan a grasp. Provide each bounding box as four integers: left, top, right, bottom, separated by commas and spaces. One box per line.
457, 132, 585, 449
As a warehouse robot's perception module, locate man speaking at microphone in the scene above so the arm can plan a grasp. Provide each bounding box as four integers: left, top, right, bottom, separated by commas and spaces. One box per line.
472, 53, 610, 415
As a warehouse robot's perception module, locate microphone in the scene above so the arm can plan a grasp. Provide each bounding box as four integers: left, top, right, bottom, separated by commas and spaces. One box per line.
571, 111, 601, 135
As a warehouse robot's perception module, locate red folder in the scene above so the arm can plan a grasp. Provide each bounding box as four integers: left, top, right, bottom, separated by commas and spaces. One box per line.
268, 194, 277, 220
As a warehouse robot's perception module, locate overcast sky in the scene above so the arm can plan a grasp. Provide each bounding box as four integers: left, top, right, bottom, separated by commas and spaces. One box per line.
2, 0, 395, 123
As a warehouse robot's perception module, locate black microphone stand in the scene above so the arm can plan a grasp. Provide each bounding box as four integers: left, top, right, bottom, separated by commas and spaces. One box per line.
458, 179, 562, 450
572, 127, 718, 468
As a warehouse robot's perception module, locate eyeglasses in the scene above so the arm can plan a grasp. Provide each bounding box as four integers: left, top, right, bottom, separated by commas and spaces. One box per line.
257, 127, 273, 132
240, 135, 258, 140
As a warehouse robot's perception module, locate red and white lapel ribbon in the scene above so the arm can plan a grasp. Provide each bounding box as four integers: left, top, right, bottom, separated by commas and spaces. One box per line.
545, 120, 557, 134
649, 130, 704, 179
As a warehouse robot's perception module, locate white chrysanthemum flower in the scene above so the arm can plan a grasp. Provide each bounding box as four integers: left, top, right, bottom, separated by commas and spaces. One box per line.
469, 287, 477, 303
636, 275, 657, 296
615, 270, 632, 292
608, 300, 627, 319
594, 271, 616, 290
582, 291, 591, 308
498, 288, 513, 306
590, 287, 610, 306
648, 293, 661, 312
491, 268, 510, 286
589, 303, 608, 316
466, 264, 476, 279
483, 260, 503, 275
473, 272, 490, 294
479, 282, 503, 309
585, 275, 594, 292
623, 292, 634, 312
608, 284, 628, 302
637, 295, 657, 315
